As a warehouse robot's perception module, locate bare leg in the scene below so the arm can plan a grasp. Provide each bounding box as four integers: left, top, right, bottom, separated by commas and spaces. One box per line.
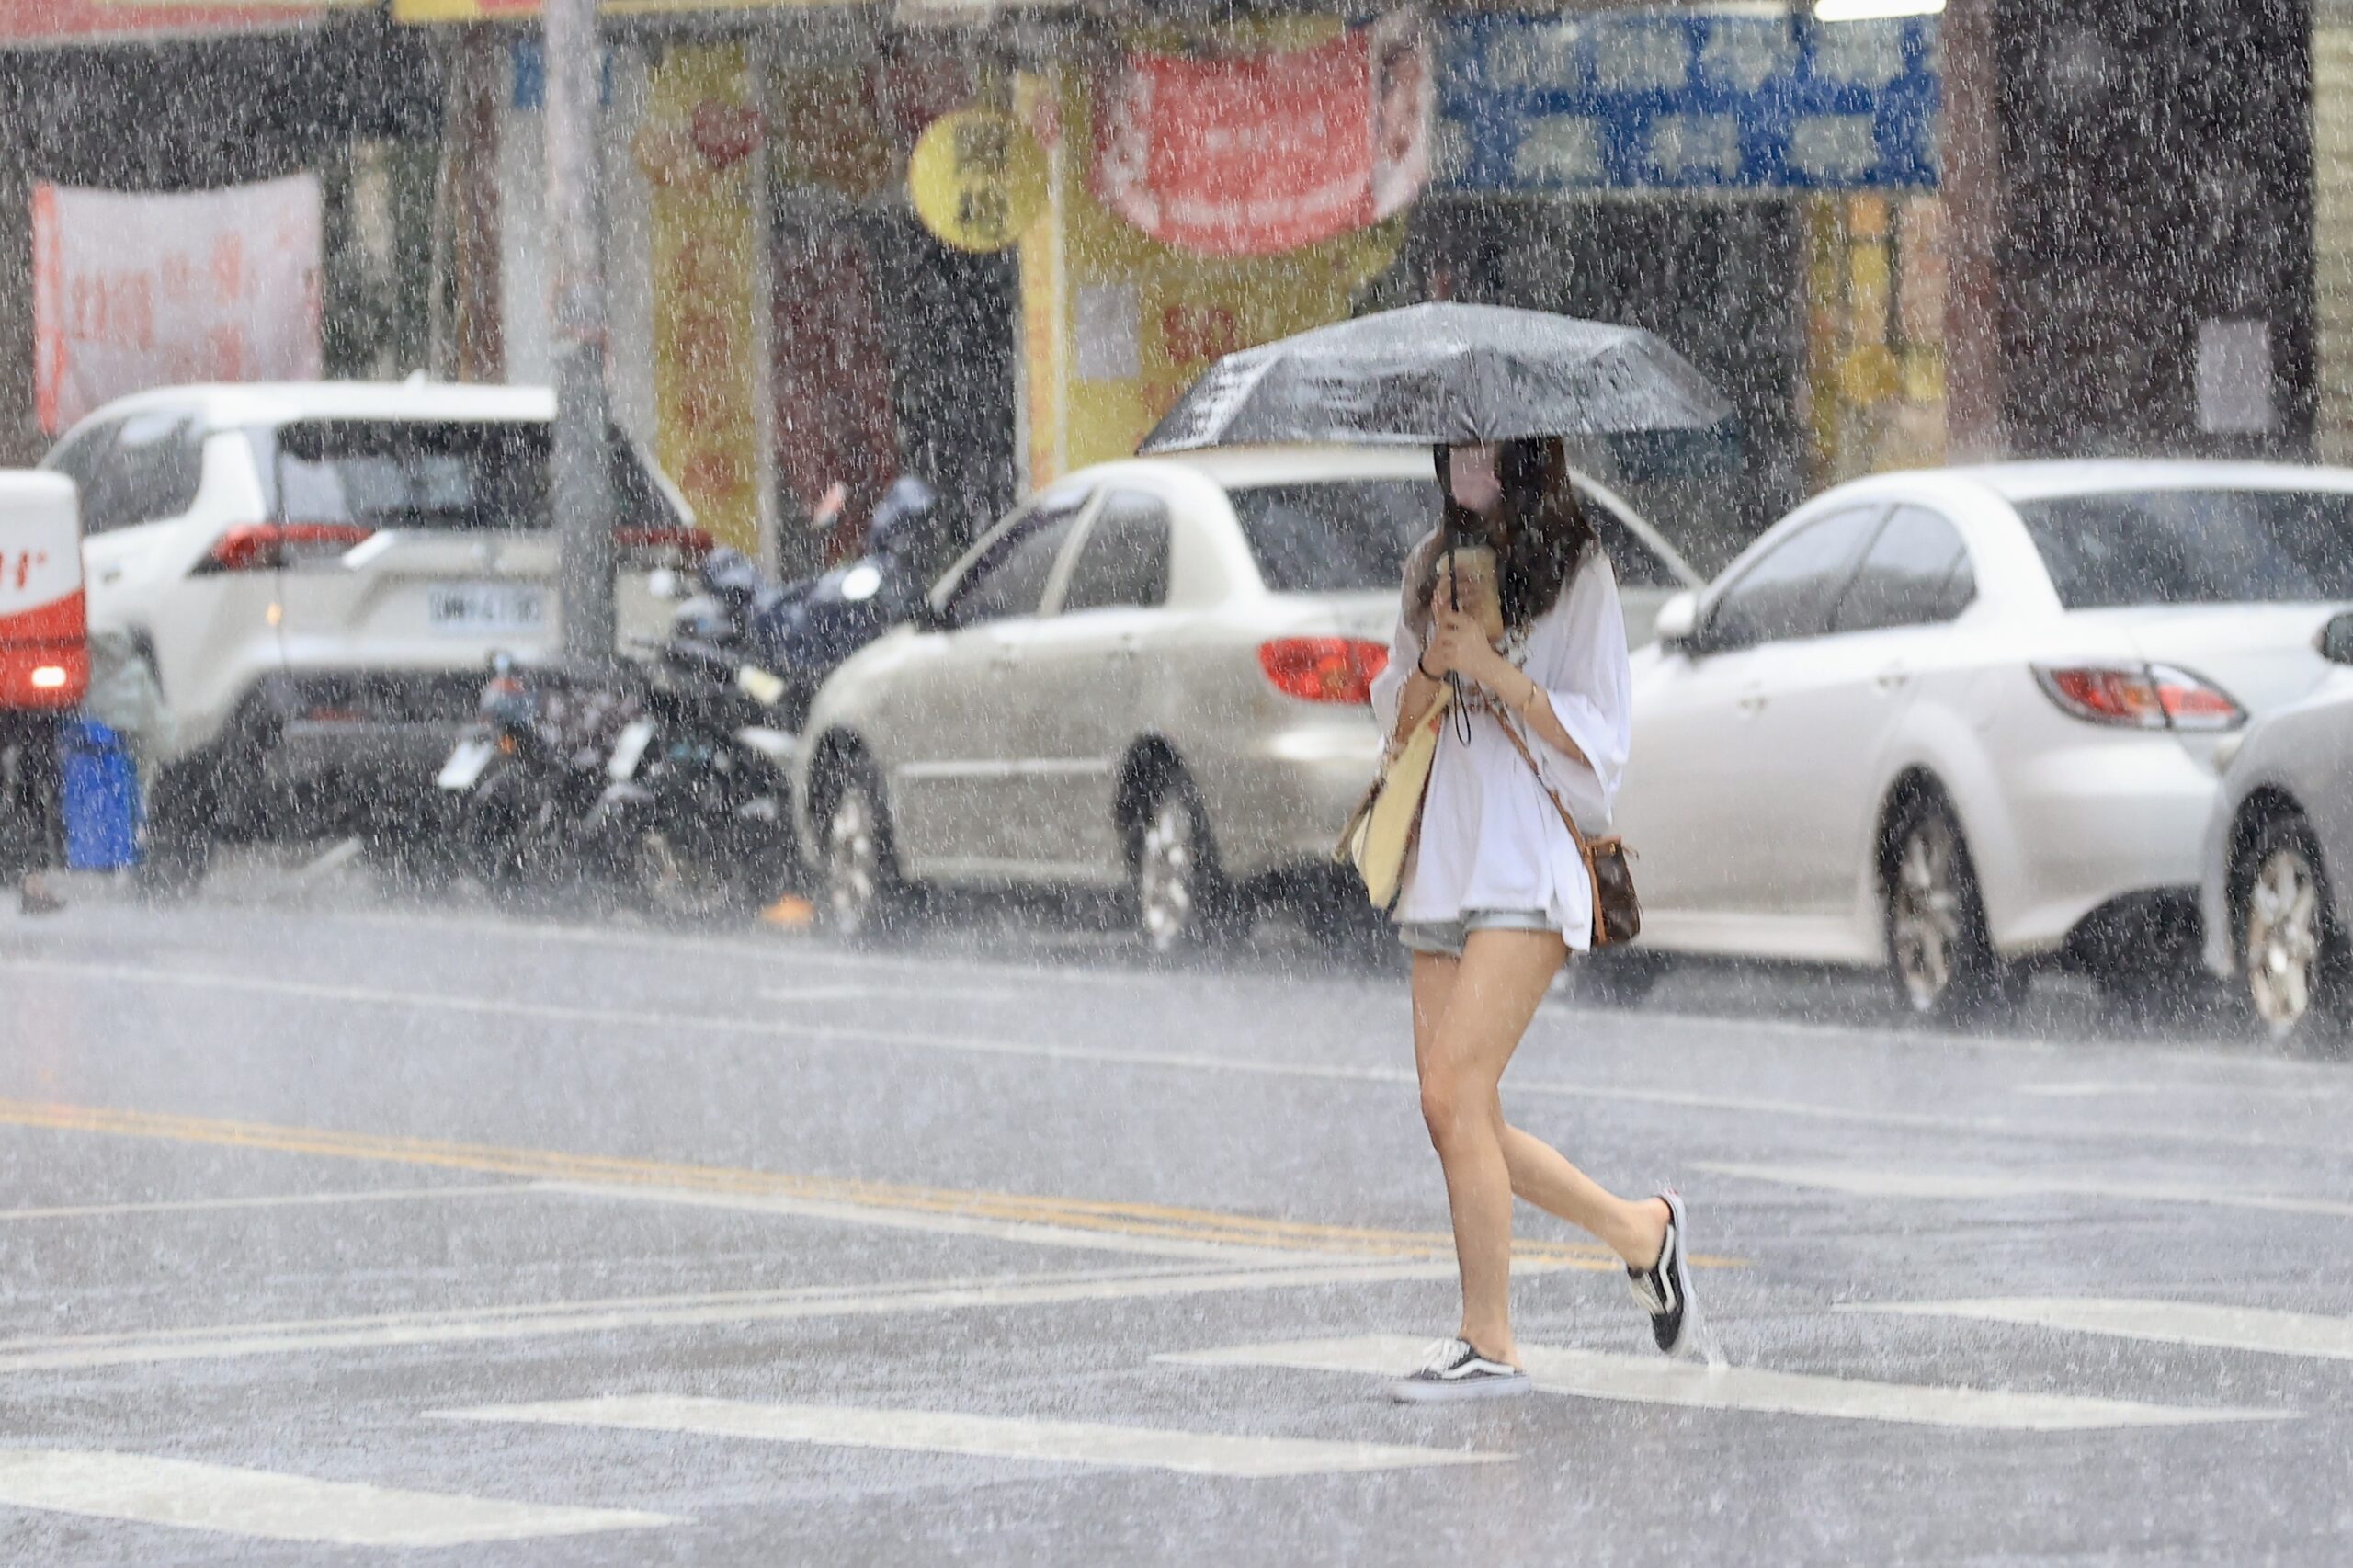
1414, 929, 1567, 1367
1501, 1125, 1669, 1268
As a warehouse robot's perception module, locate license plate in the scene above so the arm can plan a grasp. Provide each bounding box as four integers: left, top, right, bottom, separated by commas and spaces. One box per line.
437, 737, 496, 790
428, 584, 548, 634
607, 718, 657, 781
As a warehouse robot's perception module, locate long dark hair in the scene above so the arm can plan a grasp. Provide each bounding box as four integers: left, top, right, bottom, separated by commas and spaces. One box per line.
1408, 436, 1598, 637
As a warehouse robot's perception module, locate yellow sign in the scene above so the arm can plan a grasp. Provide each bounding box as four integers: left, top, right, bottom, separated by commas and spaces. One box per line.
909, 110, 1047, 255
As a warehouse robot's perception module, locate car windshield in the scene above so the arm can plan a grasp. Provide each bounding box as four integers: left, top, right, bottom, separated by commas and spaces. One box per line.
1228, 478, 1440, 594
2017, 488, 2353, 609
255, 420, 673, 533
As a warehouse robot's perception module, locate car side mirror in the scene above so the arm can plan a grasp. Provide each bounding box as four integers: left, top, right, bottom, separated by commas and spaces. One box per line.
1654, 590, 1700, 653
2322, 610, 2353, 665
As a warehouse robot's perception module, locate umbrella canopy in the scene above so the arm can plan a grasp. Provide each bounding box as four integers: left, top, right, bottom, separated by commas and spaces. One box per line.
1138, 302, 1732, 454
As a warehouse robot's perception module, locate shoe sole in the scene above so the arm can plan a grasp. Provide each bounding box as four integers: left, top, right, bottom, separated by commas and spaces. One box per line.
1389, 1375, 1532, 1404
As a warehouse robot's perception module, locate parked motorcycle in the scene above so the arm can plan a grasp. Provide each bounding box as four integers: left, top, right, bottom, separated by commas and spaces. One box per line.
654, 476, 951, 731
436, 656, 644, 894
602, 642, 799, 919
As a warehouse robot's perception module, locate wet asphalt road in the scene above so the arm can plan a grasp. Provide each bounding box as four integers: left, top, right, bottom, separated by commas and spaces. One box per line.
1, 859, 2349, 1566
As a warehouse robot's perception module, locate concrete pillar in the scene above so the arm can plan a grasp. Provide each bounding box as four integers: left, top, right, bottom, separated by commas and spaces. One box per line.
1939, 0, 2006, 460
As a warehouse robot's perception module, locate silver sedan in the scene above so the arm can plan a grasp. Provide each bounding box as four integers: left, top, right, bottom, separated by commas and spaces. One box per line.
2200, 610, 2353, 1046
790, 445, 1698, 949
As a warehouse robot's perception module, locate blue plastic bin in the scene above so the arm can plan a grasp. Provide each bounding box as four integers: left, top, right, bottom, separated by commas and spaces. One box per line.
61, 721, 142, 870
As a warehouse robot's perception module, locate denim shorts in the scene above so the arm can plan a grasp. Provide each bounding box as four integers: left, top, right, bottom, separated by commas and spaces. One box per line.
1396, 908, 1559, 958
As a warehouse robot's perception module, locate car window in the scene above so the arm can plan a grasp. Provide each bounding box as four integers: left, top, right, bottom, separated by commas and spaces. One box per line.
50, 413, 203, 535
1060, 491, 1171, 613
1704, 506, 1884, 653
2017, 488, 2353, 608
253, 421, 673, 534
1229, 479, 1439, 594
40, 419, 120, 525
1828, 506, 1975, 634
944, 489, 1091, 628
1576, 483, 1681, 590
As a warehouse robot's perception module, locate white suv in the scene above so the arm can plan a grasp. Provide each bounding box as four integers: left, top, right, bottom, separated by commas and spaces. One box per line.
41, 381, 698, 879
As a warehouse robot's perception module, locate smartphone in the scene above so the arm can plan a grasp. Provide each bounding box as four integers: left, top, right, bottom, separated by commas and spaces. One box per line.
1441, 544, 1506, 642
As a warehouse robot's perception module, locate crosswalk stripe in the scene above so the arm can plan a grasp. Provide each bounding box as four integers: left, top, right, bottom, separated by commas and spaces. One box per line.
1852, 1299, 2353, 1361
438, 1395, 1506, 1478
0, 1450, 672, 1547
1163, 1335, 2286, 1432
1696, 1161, 2353, 1221
0, 1259, 1566, 1378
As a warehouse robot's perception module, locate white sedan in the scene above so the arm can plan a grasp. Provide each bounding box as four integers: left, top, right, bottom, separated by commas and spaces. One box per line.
2199, 610, 2353, 1046
793, 444, 1698, 949
1612, 461, 2353, 1019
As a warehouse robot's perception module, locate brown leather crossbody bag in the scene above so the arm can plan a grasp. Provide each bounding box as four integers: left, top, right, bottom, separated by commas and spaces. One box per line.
1495, 716, 1642, 949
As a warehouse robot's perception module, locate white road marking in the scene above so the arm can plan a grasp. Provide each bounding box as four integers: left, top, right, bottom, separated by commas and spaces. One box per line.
335, 905, 2351, 1074
0, 1449, 671, 1546
757, 983, 1023, 1006
1852, 1299, 2353, 1362
1698, 1161, 2353, 1221
0, 1183, 538, 1226
4, 956, 2328, 1159
2014, 1079, 2336, 1101
1165, 1335, 2284, 1432
531, 1179, 1311, 1266
0, 1259, 1561, 1378
439, 1395, 1506, 1478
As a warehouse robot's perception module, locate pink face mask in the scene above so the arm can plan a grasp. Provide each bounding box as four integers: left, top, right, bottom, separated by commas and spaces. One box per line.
1447, 443, 1503, 514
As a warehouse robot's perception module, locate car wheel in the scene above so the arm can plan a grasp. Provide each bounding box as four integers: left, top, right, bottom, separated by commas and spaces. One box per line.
2236, 815, 2343, 1050
1132, 769, 1247, 955
1881, 791, 2016, 1024
822, 760, 905, 941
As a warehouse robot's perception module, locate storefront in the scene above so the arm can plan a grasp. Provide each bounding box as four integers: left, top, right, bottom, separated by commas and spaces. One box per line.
1405, 6, 1942, 567
1007, 13, 1432, 487
0, 2, 439, 463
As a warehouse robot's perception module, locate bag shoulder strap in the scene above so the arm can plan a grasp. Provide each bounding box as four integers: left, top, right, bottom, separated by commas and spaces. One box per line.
1381, 684, 1454, 762
1494, 713, 1591, 859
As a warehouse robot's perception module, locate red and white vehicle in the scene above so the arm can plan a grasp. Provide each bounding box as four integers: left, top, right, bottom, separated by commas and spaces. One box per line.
0, 471, 86, 714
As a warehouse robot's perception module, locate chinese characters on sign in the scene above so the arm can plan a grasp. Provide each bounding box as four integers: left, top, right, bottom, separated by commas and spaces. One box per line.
910, 109, 1047, 255
30, 177, 324, 435
1439, 12, 1938, 194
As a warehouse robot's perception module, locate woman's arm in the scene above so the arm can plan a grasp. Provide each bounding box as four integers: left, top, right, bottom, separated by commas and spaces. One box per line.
1481, 659, 1588, 767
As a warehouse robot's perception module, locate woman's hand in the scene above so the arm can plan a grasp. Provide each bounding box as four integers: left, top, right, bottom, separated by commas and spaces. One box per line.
1424, 601, 1508, 687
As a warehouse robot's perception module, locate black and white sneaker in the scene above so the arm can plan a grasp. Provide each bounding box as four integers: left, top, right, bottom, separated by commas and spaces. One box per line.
1626, 1190, 1699, 1357
1389, 1338, 1531, 1403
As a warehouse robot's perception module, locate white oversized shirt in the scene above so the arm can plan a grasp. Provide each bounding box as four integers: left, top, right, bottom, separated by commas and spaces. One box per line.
1366, 539, 1633, 949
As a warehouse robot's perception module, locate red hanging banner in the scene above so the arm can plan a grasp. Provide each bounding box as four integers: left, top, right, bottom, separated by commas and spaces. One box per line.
1093, 11, 1433, 258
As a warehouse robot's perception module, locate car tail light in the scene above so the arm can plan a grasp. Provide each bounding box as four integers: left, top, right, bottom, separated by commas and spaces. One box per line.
199, 521, 374, 574
1258, 638, 1390, 704
2033, 663, 2245, 732
615, 525, 714, 569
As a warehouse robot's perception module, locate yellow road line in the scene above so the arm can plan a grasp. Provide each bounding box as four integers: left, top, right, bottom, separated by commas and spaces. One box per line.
0, 1099, 1738, 1270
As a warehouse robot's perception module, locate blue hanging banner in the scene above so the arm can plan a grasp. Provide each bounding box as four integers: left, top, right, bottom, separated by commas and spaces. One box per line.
1438, 11, 1938, 194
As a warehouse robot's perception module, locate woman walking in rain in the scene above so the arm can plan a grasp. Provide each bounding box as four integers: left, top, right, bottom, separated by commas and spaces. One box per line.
1369, 437, 1699, 1402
